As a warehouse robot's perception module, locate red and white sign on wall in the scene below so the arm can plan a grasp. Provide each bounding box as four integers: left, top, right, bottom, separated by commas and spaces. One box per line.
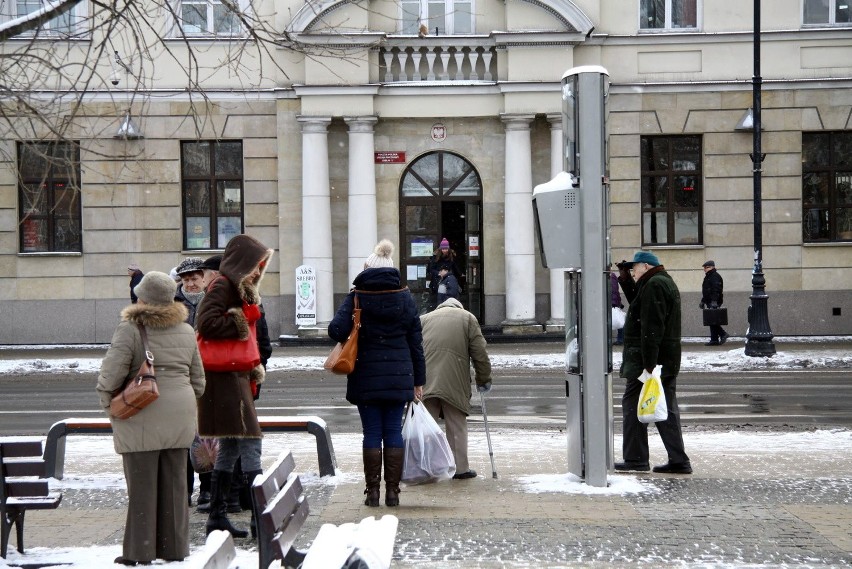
374, 151, 406, 164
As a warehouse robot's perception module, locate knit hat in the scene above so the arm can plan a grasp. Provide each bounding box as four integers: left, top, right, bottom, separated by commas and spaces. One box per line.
134, 271, 177, 306
631, 251, 660, 267
200, 255, 222, 271
176, 257, 204, 275
169, 267, 180, 282
439, 238, 450, 250
702, 260, 715, 268
127, 263, 140, 272
364, 239, 395, 268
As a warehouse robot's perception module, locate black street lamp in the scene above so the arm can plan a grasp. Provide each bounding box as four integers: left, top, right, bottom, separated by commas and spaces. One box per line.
745, 0, 776, 357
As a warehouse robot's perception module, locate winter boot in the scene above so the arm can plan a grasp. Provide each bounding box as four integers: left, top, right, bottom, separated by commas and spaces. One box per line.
205, 469, 249, 538
363, 448, 382, 507
383, 447, 404, 507
242, 470, 263, 539
196, 470, 213, 512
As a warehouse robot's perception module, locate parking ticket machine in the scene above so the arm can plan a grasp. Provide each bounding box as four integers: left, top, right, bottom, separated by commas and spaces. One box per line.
532, 65, 612, 487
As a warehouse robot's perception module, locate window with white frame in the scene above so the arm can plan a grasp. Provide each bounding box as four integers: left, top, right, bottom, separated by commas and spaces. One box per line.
639, 0, 698, 30
178, 0, 245, 35
400, 0, 473, 35
803, 0, 851, 25
8, 0, 87, 36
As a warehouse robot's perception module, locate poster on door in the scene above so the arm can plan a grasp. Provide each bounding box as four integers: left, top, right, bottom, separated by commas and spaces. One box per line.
295, 265, 317, 326
468, 235, 479, 257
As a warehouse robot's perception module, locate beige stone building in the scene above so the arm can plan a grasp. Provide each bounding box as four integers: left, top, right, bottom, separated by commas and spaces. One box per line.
1, 0, 850, 344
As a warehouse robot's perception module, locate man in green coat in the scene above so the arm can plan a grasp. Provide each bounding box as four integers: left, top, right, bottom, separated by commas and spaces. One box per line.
615, 251, 692, 475
420, 298, 492, 480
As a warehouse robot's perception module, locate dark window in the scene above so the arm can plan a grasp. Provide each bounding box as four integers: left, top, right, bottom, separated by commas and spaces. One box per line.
640, 135, 702, 245
17, 142, 82, 253
803, 0, 851, 24
802, 131, 852, 242
181, 141, 244, 250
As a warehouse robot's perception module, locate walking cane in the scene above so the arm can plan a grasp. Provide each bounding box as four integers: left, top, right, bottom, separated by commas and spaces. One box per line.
479, 391, 497, 479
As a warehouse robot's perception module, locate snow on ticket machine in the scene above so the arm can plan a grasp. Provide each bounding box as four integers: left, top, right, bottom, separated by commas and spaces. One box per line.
532, 66, 613, 487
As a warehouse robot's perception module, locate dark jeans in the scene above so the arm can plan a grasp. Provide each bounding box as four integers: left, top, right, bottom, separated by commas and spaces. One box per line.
621, 374, 690, 466
358, 402, 406, 449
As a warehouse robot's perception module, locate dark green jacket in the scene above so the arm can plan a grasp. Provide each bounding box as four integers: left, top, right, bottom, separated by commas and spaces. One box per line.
619, 266, 682, 380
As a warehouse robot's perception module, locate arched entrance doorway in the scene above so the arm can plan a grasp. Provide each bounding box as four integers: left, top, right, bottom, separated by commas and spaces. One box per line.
399, 151, 483, 321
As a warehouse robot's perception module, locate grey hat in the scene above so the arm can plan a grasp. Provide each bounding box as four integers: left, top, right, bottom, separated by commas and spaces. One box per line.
134, 271, 177, 305
702, 260, 715, 268
176, 257, 205, 275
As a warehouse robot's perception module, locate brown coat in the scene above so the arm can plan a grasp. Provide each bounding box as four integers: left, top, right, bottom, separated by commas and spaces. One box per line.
96, 302, 205, 454
196, 234, 273, 438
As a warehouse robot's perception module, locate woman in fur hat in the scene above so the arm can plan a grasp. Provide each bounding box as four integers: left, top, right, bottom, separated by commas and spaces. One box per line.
329, 239, 426, 507
195, 234, 273, 538
96, 271, 206, 566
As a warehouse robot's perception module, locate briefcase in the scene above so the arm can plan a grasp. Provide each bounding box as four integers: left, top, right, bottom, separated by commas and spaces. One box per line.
702, 307, 728, 326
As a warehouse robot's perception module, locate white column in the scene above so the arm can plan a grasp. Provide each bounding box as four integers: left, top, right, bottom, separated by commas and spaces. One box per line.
501, 114, 541, 333
547, 114, 565, 331
344, 117, 379, 285
298, 116, 334, 328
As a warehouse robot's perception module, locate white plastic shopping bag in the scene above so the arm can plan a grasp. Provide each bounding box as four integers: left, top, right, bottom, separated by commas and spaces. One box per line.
611, 307, 626, 330
401, 401, 456, 484
637, 365, 668, 423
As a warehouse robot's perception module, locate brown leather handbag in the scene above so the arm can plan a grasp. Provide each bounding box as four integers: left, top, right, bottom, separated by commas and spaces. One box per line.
324, 294, 361, 375
110, 323, 159, 420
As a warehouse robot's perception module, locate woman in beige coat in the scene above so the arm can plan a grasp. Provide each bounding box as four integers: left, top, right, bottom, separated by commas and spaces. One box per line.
96, 271, 205, 566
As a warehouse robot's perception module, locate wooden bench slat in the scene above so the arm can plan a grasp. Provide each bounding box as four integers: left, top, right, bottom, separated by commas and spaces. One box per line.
6, 493, 62, 509
5, 479, 49, 497
3, 459, 47, 477
260, 473, 303, 535
0, 441, 43, 458
270, 497, 310, 562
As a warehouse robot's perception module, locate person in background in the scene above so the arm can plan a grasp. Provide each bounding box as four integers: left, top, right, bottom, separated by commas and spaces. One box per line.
436, 266, 461, 304
96, 272, 205, 565
196, 234, 273, 537
610, 263, 624, 346
615, 251, 691, 475
175, 257, 206, 326
128, 264, 144, 304
420, 297, 492, 480
700, 260, 729, 346
192, 254, 223, 513
427, 238, 463, 311
329, 239, 425, 508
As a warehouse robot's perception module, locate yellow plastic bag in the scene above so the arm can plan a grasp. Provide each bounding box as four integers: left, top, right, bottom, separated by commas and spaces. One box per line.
637, 369, 668, 424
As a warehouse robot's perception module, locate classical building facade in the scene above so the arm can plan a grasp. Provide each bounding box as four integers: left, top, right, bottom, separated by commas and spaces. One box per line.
1, 0, 850, 344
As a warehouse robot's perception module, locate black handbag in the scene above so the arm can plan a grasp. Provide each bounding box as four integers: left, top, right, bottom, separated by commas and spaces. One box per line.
703, 307, 728, 326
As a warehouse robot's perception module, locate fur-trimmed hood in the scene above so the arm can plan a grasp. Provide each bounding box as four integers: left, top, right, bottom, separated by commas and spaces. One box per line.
120, 302, 189, 329
218, 234, 274, 304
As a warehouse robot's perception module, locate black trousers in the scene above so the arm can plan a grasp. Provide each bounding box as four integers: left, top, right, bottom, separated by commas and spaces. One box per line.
621, 375, 690, 466
709, 324, 726, 342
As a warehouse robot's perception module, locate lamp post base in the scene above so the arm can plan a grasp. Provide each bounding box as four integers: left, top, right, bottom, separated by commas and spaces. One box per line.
744, 271, 776, 357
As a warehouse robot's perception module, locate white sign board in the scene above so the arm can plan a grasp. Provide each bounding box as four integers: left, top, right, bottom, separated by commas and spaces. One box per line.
295, 265, 317, 326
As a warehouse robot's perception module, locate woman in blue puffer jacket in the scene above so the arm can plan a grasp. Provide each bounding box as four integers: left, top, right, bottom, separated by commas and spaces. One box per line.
329, 239, 425, 508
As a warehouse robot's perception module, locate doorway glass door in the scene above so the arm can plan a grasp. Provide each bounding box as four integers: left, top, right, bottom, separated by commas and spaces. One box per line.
399, 151, 483, 321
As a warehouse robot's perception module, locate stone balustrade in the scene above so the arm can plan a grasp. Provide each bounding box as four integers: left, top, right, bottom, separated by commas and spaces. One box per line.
378, 39, 498, 83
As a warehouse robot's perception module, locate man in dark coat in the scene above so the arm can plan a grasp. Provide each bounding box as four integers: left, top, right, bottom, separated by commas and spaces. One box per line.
700, 260, 728, 346
127, 264, 144, 304
615, 251, 691, 475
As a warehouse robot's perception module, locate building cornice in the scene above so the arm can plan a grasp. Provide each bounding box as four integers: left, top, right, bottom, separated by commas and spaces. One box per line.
588, 27, 852, 46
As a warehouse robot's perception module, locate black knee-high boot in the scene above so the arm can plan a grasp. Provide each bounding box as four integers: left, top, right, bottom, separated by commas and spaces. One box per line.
363, 448, 382, 507
241, 470, 263, 539
206, 469, 249, 538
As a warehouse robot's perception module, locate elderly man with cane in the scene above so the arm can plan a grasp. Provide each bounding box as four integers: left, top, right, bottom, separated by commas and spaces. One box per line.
420, 297, 493, 480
